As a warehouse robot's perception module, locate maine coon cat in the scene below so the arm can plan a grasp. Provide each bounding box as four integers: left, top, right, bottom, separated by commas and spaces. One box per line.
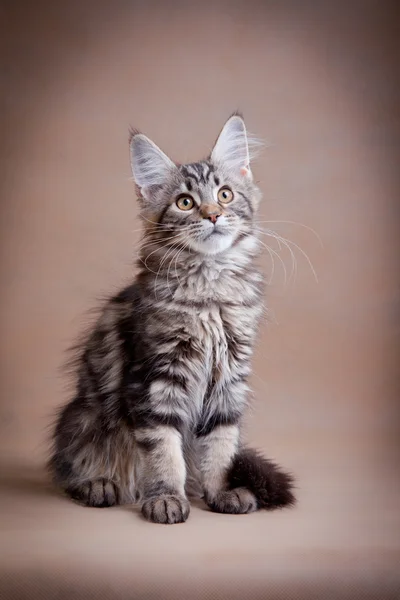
49, 113, 295, 524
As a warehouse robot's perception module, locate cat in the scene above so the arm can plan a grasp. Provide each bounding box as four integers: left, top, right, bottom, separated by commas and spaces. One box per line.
49, 113, 295, 524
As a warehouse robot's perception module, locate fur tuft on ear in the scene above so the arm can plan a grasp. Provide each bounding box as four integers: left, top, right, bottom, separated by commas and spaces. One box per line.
129, 132, 177, 190
211, 114, 264, 177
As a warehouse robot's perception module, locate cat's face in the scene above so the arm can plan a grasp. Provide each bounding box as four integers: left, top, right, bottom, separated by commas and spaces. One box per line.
130, 114, 261, 256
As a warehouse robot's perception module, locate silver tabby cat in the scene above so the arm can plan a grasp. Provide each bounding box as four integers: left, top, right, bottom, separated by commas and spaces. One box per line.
50, 114, 295, 524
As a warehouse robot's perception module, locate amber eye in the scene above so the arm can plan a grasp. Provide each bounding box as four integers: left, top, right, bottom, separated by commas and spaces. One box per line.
217, 187, 234, 204
176, 195, 194, 211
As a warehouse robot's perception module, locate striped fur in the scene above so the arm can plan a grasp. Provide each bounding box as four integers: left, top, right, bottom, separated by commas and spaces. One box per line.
49, 115, 295, 524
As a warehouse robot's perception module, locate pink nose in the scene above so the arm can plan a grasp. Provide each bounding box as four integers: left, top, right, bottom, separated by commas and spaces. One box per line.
200, 204, 222, 223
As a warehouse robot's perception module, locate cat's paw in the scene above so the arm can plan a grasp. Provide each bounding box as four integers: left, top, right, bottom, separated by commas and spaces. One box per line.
206, 487, 258, 514
141, 494, 190, 524
67, 478, 119, 507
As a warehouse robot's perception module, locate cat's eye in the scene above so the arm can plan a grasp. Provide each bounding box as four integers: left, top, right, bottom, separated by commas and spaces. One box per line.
176, 195, 194, 211
217, 187, 234, 204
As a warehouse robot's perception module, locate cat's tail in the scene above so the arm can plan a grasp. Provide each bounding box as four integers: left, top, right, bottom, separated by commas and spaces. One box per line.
227, 447, 296, 509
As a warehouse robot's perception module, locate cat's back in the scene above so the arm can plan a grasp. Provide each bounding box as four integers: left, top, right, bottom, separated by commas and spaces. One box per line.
73, 282, 143, 400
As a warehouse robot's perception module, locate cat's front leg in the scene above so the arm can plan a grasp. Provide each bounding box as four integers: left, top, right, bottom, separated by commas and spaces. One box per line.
135, 425, 190, 524
197, 422, 258, 514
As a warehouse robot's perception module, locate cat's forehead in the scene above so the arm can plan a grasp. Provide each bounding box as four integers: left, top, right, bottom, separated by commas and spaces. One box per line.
179, 161, 220, 189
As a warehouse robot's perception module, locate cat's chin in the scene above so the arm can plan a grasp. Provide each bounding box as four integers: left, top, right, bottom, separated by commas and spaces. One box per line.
189, 232, 234, 255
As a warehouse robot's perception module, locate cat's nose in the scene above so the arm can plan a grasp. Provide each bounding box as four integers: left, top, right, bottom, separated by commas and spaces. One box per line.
200, 204, 222, 223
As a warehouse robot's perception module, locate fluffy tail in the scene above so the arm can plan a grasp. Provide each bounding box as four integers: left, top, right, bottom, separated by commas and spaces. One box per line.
227, 448, 296, 509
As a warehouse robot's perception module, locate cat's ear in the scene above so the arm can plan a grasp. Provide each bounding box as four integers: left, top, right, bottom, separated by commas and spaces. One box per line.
130, 131, 177, 193
211, 114, 251, 178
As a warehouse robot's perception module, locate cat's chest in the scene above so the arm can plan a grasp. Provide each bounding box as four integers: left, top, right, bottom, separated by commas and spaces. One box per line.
171, 262, 262, 376
196, 305, 229, 354
193, 304, 248, 376
176, 261, 262, 306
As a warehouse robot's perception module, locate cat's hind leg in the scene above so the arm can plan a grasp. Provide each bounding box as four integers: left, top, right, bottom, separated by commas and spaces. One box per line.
197, 423, 258, 514
197, 424, 295, 514
67, 477, 120, 507
49, 399, 136, 508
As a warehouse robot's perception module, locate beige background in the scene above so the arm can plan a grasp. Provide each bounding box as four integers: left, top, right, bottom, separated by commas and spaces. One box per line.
0, 1, 399, 598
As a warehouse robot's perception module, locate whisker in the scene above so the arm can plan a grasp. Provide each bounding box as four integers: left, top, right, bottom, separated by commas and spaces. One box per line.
256, 228, 318, 283
139, 215, 206, 233
256, 229, 296, 283
276, 234, 298, 283
260, 230, 297, 283
173, 239, 190, 294
154, 241, 183, 299
166, 242, 186, 298
257, 238, 287, 284
256, 239, 275, 285
142, 238, 182, 273
139, 233, 182, 253
139, 215, 175, 229
255, 220, 323, 247
275, 232, 317, 283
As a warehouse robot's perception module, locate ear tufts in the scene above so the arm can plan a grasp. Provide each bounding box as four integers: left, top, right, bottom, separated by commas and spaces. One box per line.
229, 109, 244, 120
128, 126, 141, 143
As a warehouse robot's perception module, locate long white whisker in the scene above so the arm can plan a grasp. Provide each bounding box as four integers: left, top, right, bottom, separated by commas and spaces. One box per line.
265, 243, 276, 285
256, 220, 323, 247
261, 229, 297, 284
257, 238, 287, 284
140, 215, 176, 229
139, 215, 206, 234
154, 241, 183, 299
142, 235, 184, 272
173, 239, 190, 294
274, 234, 297, 284
256, 239, 276, 284
277, 233, 317, 283
257, 228, 318, 283
139, 233, 182, 254
257, 229, 296, 283
166, 242, 186, 298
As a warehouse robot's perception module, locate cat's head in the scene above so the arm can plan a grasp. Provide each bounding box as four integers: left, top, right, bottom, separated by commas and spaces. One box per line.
129, 113, 262, 256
